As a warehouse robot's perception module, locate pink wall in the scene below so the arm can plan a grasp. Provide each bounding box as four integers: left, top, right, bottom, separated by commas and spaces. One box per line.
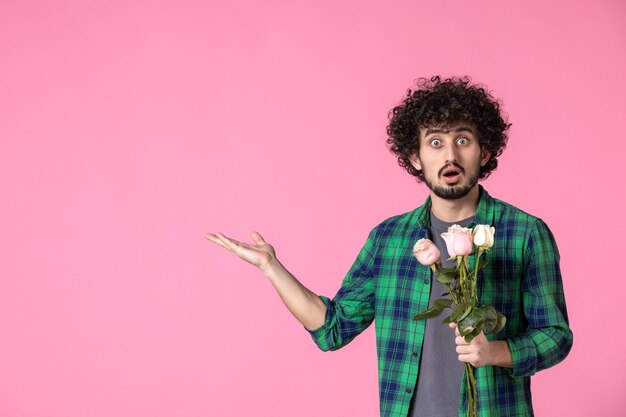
1, 0, 625, 416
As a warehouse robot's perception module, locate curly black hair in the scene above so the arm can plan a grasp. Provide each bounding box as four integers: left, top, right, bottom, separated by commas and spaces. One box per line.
386, 76, 510, 181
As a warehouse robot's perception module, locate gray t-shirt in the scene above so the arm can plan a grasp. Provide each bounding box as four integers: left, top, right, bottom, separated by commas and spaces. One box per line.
408, 211, 473, 417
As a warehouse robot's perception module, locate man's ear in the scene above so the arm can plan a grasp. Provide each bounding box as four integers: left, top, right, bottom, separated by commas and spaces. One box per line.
480, 148, 491, 167
409, 153, 422, 171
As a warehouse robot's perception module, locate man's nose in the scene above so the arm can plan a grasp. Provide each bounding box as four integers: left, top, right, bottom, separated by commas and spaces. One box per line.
444, 142, 459, 163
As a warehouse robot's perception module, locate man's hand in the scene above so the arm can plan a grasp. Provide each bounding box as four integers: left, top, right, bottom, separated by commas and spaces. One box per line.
449, 323, 513, 368
205, 231, 276, 273
205, 230, 326, 330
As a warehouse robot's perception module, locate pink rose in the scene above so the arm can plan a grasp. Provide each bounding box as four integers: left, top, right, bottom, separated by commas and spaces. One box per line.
413, 238, 441, 266
441, 224, 473, 257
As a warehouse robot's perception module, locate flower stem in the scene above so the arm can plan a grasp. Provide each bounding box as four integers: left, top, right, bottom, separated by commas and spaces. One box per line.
446, 282, 459, 305
458, 256, 466, 295
465, 363, 477, 417
472, 249, 482, 305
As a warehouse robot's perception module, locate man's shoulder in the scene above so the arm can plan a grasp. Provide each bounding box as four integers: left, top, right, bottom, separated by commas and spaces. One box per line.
491, 197, 539, 221
490, 195, 539, 222
487, 193, 555, 240
369, 203, 428, 237
486, 193, 561, 260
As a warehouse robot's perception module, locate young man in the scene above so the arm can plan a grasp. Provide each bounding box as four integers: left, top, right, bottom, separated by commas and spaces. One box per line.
205, 76, 573, 417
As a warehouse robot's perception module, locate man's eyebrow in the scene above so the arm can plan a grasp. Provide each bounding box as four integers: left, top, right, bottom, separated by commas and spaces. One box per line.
424, 126, 474, 136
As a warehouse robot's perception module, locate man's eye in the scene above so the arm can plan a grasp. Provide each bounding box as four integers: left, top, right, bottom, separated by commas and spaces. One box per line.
431, 139, 442, 147
457, 137, 469, 145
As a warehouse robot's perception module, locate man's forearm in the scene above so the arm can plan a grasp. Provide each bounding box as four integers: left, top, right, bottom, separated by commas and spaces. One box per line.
261, 256, 327, 331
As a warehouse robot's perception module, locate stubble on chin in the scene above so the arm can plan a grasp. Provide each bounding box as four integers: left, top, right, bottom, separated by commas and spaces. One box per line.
430, 184, 473, 200
424, 174, 479, 200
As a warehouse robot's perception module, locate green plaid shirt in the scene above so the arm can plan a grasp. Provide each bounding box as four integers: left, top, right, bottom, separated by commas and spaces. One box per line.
308, 186, 573, 417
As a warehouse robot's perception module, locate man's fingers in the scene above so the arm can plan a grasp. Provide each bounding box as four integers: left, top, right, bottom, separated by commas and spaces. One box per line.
207, 232, 239, 254
218, 233, 264, 259
215, 232, 243, 251
206, 231, 265, 257
456, 352, 473, 364
205, 233, 229, 249
456, 345, 471, 354
217, 233, 248, 247
209, 231, 266, 249
216, 232, 239, 245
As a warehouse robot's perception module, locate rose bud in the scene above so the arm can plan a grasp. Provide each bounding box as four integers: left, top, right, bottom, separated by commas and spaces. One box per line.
472, 225, 495, 249
413, 238, 441, 266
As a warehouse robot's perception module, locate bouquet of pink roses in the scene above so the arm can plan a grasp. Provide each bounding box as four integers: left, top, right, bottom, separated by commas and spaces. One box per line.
412, 224, 506, 417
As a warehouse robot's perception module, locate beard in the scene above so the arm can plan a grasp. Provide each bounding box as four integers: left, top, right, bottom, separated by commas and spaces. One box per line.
423, 163, 480, 200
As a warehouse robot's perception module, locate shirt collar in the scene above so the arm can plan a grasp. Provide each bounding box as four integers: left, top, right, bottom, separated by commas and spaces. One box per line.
414, 185, 495, 228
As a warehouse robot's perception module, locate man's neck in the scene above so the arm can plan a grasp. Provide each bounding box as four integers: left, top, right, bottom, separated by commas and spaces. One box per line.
429, 185, 480, 223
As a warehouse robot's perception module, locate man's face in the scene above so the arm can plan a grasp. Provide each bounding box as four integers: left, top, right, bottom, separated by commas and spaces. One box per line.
409, 123, 490, 200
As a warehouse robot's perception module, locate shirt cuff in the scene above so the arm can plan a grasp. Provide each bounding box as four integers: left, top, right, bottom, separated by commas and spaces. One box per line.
506, 336, 538, 378
306, 295, 334, 337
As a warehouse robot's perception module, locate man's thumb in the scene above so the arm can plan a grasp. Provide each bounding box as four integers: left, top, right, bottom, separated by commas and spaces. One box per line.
251, 231, 266, 244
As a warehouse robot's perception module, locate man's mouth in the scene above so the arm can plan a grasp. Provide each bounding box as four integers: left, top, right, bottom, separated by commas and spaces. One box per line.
440, 164, 464, 184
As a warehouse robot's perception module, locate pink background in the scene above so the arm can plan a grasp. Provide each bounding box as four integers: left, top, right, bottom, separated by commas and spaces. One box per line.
1, 0, 625, 416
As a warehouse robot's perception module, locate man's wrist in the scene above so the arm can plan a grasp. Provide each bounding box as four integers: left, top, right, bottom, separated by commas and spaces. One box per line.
488, 340, 513, 368
260, 255, 283, 281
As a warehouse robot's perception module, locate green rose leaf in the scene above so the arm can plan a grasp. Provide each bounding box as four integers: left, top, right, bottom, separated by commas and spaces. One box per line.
413, 305, 444, 321
449, 302, 472, 323
433, 299, 453, 309
464, 326, 483, 343
459, 308, 486, 332
493, 312, 507, 333
452, 285, 463, 301
479, 305, 498, 334
436, 268, 458, 284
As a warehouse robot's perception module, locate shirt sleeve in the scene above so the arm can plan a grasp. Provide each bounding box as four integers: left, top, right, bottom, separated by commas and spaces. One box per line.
506, 218, 574, 377
307, 226, 379, 351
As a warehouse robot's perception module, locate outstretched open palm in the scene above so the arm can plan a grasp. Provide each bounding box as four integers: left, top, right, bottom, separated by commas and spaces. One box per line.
205, 231, 275, 271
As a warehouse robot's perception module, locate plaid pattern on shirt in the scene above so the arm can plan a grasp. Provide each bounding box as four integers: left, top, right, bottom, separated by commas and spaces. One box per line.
308, 186, 573, 417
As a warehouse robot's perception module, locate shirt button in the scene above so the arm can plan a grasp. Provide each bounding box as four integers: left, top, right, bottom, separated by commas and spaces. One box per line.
424, 279, 429, 284
412, 351, 419, 357
406, 388, 412, 394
